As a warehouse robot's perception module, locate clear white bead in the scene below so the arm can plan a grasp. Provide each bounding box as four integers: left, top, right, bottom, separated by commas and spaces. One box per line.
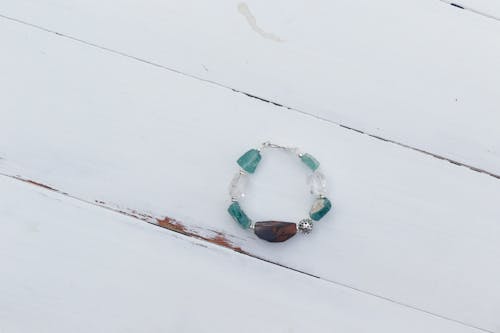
229, 172, 247, 199
308, 170, 327, 196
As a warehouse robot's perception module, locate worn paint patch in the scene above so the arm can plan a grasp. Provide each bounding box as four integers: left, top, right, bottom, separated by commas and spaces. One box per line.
238, 3, 283, 42
4, 173, 248, 256
9, 176, 65, 193
23, 179, 57, 191
157, 216, 188, 233
157, 216, 247, 254
208, 232, 246, 253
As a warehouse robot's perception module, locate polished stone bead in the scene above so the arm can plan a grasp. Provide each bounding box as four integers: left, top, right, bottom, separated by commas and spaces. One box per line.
237, 149, 261, 173
300, 153, 320, 171
309, 197, 332, 221
254, 221, 297, 242
227, 202, 252, 229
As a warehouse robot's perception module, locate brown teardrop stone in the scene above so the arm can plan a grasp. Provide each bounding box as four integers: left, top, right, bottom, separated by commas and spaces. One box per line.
254, 221, 297, 242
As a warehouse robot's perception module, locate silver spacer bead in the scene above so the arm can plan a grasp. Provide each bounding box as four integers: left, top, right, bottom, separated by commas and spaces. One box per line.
297, 218, 313, 234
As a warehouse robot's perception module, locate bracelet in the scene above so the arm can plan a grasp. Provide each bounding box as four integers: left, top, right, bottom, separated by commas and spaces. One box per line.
227, 141, 333, 242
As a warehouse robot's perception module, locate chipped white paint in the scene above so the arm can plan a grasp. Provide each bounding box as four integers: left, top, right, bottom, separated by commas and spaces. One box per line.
0, 176, 484, 333
237, 2, 283, 42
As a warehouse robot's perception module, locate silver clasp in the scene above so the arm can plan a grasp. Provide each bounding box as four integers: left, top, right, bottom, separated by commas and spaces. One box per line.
260, 141, 301, 155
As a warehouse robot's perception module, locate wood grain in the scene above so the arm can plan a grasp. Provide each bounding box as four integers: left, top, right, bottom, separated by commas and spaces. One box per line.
1, 19, 500, 331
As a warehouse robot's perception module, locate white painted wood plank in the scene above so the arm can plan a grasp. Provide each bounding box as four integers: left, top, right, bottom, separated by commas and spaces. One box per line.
1, 18, 500, 332
3, 176, 483, 333
1, 0, 500, 175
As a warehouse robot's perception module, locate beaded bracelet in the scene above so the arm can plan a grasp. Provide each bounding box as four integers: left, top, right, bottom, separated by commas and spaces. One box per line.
227, 141, 333, 242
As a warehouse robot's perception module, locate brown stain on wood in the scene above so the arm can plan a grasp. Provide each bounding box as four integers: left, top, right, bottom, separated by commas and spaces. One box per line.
9, 174, 247, 256
208, 232, 245, 253
8, 176, 71, 194
157, 216, 246, 254
23, 179, 57, 191
157, 216, 188, 233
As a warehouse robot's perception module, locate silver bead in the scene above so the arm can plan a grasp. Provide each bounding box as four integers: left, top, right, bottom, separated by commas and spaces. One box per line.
297, 218, 313, 234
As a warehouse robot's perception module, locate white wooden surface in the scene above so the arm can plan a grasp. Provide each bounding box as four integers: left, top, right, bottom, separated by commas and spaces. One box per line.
1, 0, 500, 176
1, 2, 500, 333
0, 176, 485, 333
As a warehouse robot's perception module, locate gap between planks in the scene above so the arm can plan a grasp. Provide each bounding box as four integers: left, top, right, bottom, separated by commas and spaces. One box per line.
440, 0, 500, 21
0, 172, 494, 333
0, 13, 499, 182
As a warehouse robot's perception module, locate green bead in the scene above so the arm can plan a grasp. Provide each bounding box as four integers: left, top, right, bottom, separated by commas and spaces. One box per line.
237, 149, 261, 173
227, 202, 252, 229
309, 197, 332, 221
300, 153, 320, 171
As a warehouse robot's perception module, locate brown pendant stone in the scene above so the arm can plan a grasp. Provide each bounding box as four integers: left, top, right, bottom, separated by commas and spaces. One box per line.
254, 221, 297, 242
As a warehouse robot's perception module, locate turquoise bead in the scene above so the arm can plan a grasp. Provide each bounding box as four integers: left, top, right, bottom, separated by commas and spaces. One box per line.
300, 153, 320, 171
227, 202, 252, 229
237, 149, 261, 173
309, 197, 332, 221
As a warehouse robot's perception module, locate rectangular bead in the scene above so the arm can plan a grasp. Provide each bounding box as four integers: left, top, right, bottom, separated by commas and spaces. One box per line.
227, 201, 252, 229
300, 153, 320, 171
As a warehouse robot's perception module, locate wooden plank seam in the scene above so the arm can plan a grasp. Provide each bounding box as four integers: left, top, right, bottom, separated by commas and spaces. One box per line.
0, 13, 499, 181
439, 0, 500, 21
0, 172, 494, 333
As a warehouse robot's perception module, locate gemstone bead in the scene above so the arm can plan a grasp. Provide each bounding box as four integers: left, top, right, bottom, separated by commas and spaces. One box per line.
300, 153, 320, 171
237, 149, 262, 173
309, 197, 332, 221
307, 170, 327, 196
227, 202, 252, 229
229, 172, 247, 199
254, 221, 297, 242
